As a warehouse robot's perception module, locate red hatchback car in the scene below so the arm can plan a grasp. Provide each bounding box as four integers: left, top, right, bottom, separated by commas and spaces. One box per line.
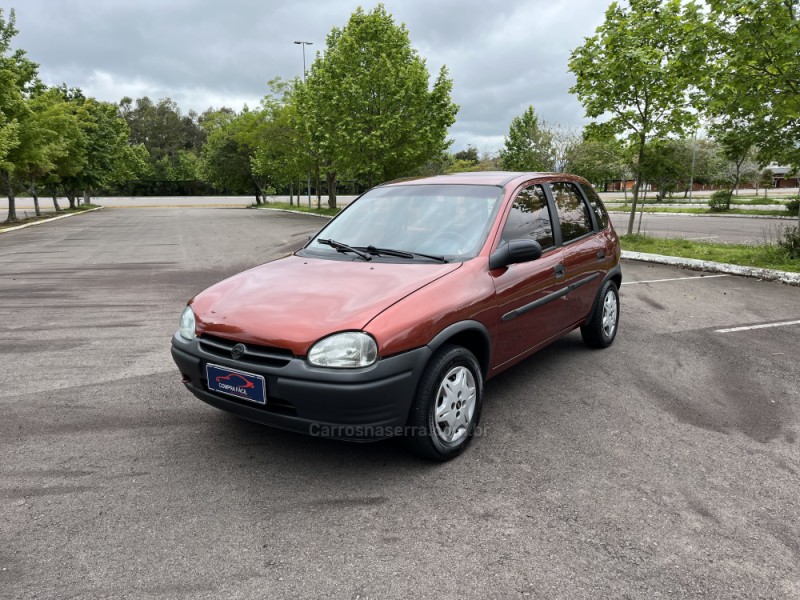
171, 172, 621, 460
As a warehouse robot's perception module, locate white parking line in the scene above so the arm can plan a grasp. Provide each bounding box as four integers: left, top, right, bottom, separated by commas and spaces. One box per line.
685, 235, 721, 241
622, 274, 730, 286
715, 319, 800, 333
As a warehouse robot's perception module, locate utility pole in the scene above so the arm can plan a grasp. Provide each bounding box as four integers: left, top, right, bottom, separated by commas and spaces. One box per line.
688, 128, 697, 202
294, 41, 313, 208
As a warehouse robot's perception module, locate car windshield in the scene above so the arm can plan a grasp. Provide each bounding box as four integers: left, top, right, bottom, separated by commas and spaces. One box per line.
303, 184, 504, 262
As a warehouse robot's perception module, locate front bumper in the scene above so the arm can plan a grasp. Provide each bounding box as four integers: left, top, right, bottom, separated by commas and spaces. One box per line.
171, 333, 430, 441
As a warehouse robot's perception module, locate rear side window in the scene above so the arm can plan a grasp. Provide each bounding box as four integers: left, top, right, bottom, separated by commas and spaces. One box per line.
580, 183, 610, 230
549, 182, 593, 243
501, 184, 554, 249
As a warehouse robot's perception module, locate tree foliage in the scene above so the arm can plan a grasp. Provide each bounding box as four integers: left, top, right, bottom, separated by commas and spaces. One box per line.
300, 4, 458, 203
119, 96, 205, 181
499, 106, 556, 172
569, 0, 705, 234
705, 0, 800, 167
564, 138, 627, 189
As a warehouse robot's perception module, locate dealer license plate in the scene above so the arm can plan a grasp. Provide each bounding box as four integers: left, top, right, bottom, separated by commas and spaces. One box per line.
206, 363, 267, 405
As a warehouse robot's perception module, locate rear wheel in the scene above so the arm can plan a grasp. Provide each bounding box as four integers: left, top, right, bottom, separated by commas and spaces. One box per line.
581, 280, 620, 348
406, 344, 483, 461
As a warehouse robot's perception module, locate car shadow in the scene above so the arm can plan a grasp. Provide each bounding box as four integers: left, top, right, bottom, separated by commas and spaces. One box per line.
191, 332, 592, 471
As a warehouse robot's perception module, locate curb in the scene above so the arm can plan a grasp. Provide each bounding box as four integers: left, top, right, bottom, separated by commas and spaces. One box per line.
608, 210, 796, 220
621, 250, 800, 286
256, 207, 334, 219
0, 206, 103, 233
108, 204, 246, 209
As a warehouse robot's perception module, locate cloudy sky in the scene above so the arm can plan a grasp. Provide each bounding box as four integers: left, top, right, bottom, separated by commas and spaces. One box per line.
10, 0, 608, 153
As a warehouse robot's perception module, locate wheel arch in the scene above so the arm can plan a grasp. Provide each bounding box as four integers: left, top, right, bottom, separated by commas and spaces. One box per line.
583, 264, 622, 326
427, 320, 491, 378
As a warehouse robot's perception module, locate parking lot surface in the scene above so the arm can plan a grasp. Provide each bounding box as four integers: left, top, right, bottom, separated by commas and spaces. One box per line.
1, 208, 798, 599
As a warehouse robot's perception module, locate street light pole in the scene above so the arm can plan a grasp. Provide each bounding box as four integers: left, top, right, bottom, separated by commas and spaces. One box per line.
294, 41, 313, 208
688, 128, 697, 202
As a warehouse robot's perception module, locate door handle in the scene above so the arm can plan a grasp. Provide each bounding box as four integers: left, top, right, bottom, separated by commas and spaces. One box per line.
597, 250, 606, 260
554, 263, 565, 278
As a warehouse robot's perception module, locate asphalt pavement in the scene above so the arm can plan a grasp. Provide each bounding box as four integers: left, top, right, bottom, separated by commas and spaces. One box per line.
1, 208, 799, 599
4, 195, 797, 244
609, 211, 795, 244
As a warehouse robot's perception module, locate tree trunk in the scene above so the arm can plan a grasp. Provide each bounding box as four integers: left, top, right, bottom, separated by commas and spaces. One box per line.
315, 168, 322, 210
622, 173, 628, 205
67, 192, 76, 209
637, 187, 648, 235
300, 178, 305, 207
627, 135, 646, 236
52, 194, 61, 212
32, 191, 40, 217
327, 171, 337, 209
3, 172, 17, 222
289, 183, 293, 206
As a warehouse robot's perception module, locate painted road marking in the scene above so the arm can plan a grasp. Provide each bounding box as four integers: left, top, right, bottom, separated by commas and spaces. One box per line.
715, 319, 800, 334
622, 274, 730, 286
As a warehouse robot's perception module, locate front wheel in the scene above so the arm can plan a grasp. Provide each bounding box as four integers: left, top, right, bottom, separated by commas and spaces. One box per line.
406, 345, 483, 461
581, 280, 620, 348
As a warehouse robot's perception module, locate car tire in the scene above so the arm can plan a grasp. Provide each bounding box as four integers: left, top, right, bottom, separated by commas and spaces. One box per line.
405, 344, 483, 461
581, 279, 620, 348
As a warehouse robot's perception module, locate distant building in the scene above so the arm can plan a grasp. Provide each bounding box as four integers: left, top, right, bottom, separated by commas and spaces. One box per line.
767, 165, 799, 188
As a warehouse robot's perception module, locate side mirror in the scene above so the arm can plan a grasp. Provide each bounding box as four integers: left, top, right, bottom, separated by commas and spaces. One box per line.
489, 239, 543, 270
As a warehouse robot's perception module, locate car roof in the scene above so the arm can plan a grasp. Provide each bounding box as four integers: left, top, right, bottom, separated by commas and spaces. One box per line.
379, 171, 585, 189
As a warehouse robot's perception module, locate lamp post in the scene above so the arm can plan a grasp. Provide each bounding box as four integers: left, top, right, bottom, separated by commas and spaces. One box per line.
294, 41, 313, 208
688, 128, 697, 202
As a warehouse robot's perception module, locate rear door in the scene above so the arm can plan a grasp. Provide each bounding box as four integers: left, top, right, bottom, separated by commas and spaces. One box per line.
491, 183, 568, 367
547, 181, 606, 322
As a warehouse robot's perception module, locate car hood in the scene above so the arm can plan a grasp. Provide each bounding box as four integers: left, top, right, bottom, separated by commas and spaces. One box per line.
190, 254, 461, 355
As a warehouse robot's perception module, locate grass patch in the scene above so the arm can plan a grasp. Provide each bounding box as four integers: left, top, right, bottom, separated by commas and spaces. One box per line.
620, 234, 800, 273
607, 196, 788, 206
1, 204, 101, 231
253, 202, 340, 217
609, 206, 791, 217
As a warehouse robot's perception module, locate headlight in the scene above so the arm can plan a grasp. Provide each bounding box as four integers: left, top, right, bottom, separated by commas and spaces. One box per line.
308, 332, 377, 368
179, 306, 196, 340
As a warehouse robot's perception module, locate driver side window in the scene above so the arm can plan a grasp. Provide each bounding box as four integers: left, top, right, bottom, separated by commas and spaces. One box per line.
500, 184, 554, 249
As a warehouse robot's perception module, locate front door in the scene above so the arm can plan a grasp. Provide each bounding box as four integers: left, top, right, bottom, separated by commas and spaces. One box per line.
491, 183, 568, 368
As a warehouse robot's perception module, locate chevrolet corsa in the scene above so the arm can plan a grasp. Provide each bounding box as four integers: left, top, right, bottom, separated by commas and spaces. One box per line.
171, 172, 621, 461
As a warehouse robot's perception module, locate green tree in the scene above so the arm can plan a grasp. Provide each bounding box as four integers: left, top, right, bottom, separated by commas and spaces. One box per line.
499, 106, 556, 172
300, 4, 458, 207
705, 0, 800, 167
246, 79, 315, 205
42, 87, 88, 212
119, 96, 206, 181
60, 99, 142, 207
453, 146, 479, 164
639, 138, 691, 201
16, 89, 82, 216
564, 138, 626, 190
758, 168, 774, 198
715, 127, 759, 195
200, 108, 271, 202
569, 0, 705, 234
0, 8, 40, 222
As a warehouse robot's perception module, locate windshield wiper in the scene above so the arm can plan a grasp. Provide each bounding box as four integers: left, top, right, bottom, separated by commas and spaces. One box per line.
364, 246, 448, 263
317, 238, 372, 261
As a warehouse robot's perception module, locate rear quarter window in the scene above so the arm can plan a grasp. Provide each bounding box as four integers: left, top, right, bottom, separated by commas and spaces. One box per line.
580, 183, 610, 230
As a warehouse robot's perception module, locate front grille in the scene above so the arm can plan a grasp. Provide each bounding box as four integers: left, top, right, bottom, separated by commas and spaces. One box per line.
199, 334, 293, 368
